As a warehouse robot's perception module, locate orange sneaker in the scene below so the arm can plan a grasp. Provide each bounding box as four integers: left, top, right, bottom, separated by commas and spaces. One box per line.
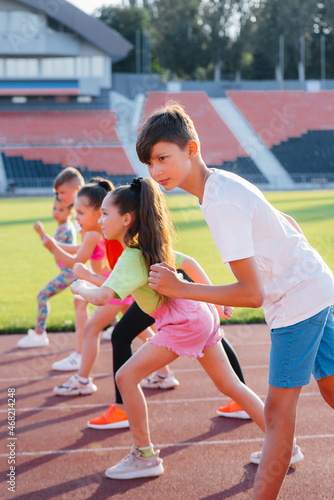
87, 404, 129, 429
216, 400, 251, 420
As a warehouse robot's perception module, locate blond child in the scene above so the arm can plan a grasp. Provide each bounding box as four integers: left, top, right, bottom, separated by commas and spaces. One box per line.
18, 197, 76, 348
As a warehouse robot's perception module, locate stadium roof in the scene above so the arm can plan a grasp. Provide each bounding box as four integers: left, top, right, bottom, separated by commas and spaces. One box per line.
16, 0, 133, 62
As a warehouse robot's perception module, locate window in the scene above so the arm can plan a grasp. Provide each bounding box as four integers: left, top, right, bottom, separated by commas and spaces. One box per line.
77, 57, 91, 77
6, 58, 39, 77
91, 57, 104, 77
41, 57, 75, 77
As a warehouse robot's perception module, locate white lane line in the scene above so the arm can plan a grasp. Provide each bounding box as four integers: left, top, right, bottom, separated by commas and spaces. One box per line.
0, 434, 333, 458
0, 391, 323, 413
0, 365, 271, 383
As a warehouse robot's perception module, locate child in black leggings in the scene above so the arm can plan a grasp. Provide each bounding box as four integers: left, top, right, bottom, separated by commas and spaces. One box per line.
87, 300, 249, 429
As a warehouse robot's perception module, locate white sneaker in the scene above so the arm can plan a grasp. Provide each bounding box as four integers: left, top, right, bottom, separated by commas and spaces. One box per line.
140, 372, 180, 390
17, 329, 49, 348
53, 374, 97, 396
52, 352, 82, 371
250, 444, 304, 466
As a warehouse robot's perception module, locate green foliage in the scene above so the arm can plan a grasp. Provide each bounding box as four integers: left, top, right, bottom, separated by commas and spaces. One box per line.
1, 190, 333, 333
151, 0, 206, 79
98, 5, 151, 73
96, 0, 334, 81
242, 0, 334, 80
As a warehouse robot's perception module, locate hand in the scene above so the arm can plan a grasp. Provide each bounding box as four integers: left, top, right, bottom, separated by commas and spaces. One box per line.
216, 305, 234, 320
73, 262, 88, 280
148, 262, 182, 297
70, 279, 86, 295
33, 221, 44, 236
41, 233, 55, 250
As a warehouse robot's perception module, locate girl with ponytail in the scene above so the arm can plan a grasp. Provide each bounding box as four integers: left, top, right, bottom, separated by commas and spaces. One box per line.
71, 177, 266, 479
42, 178, 135, 395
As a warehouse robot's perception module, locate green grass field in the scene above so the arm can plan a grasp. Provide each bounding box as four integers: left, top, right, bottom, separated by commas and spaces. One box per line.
1, 190, 333, 333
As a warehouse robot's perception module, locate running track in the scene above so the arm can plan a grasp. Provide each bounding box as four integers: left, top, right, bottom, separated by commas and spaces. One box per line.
1, 324, 333, 499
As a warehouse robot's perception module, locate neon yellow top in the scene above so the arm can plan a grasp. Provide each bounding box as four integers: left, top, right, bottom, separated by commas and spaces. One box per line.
103, 247, 185, 314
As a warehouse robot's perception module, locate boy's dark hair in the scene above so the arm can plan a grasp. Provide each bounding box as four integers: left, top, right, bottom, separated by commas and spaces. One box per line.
136, 101, 200, 164
53, 167, 85, 190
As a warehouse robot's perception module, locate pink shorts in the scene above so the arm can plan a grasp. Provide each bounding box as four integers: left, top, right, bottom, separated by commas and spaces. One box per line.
148, 298, 223, 358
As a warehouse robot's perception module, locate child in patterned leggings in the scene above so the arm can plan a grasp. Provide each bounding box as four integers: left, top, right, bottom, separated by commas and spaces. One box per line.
17, 197, 76, 348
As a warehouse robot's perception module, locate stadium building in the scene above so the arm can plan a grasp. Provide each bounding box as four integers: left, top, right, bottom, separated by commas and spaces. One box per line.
0, 0, 136, 193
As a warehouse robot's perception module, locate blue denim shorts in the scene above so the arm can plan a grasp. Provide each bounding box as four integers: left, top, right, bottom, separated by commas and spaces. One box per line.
269, 305, 334, 388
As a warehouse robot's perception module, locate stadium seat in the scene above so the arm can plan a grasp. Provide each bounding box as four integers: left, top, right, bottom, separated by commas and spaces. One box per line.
227, 90, 334, 182
0, 110, 120, 146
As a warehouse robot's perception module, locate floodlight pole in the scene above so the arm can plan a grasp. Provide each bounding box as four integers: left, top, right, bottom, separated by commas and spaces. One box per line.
299, 34, 305, 90
278, 34, 284, 89
136, 28, 141, 74
320, 34, 326, 89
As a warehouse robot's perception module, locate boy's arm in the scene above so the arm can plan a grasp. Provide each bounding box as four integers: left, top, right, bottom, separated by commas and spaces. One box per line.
70, 280, 115, 306
149, 256, 264, 308
179, 255, 233, 318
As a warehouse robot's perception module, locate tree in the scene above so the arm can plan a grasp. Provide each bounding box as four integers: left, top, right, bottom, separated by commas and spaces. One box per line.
243, 0, 334, 80
97, 5, 150, 72
150, 0, 206, 79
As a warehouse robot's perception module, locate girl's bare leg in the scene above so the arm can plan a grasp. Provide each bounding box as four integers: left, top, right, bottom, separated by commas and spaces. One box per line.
79, 304, 128, 378
115, 342, 178, 447
198, 342, 265, 431
136, 324, 173, 378
74, 297, 89, 355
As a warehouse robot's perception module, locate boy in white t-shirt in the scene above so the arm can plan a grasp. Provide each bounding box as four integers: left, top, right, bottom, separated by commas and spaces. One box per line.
136, 102, 334, 500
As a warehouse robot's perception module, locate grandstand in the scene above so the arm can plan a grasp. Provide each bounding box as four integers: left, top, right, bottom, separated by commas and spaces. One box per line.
0, 109, 135, 188
0, 2, 334, 194
227, 90, 334, 184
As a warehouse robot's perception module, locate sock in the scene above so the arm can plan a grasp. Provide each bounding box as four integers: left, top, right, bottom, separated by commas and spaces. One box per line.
135, 444, 155, 458
77, 375, 89, 384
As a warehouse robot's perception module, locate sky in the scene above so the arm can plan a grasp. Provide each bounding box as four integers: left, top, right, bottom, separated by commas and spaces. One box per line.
68, 1, 119, 16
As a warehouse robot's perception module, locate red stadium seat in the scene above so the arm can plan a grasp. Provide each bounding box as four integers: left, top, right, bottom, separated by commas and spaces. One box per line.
227, 90, 334, 148
0, 110, 120, 146
1, 146, 135, 176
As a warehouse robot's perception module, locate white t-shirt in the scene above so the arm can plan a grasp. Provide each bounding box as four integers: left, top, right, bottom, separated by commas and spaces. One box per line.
200, 169, 334, 329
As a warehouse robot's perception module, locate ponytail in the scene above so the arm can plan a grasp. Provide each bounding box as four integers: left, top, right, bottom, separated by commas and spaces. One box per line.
137, 179, 175, 271
77, 177, 114, 211
109, 176, 175, 278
